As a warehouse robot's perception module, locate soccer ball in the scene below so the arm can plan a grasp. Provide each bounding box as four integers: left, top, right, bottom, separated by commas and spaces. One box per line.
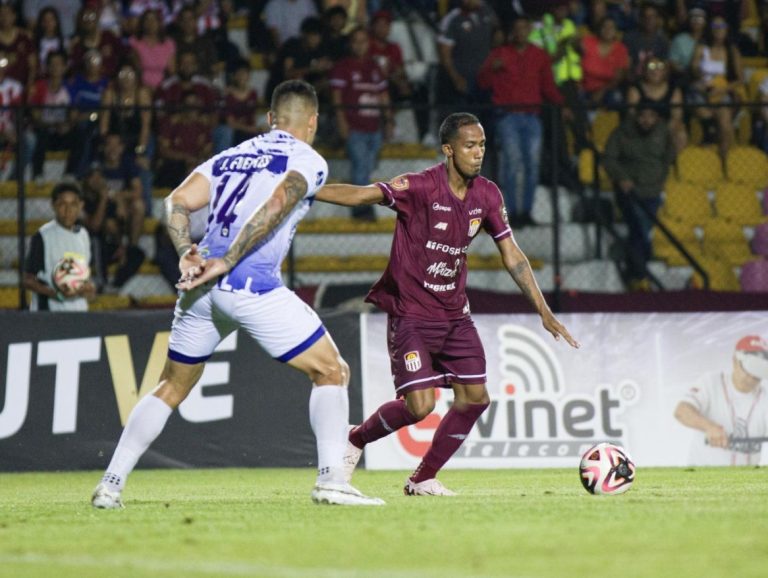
579, 442, 635, 495
52, 256, 90, 294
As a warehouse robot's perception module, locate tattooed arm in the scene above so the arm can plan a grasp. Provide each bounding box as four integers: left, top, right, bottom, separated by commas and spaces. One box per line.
164, 172, 212, 278
496, 236, 579, 348
178, 171, 309, 290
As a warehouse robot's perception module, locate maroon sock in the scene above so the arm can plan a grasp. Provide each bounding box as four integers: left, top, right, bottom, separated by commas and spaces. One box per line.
349, 399, 419, 449
410, 401, 489, 483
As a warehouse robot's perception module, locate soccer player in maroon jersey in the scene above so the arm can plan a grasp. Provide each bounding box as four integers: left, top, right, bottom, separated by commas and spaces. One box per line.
316, 112, 579, 496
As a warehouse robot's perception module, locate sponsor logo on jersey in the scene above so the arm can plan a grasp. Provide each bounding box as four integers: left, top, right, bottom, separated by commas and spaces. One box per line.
432, 202, 452, 212
434, 222, 448, 230
426, 259, 461, 278
423, 280, 456, 292
315, 171, 325, 186
404, 351, 422, 372
468, 218, 482, 237
469, 208, 482, 216
425, 240, 468, 255
390, 175, 409, 190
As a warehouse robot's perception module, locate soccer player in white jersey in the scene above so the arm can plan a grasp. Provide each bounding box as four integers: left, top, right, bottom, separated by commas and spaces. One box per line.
92, 80, 384, 508
674, 335, 768, 466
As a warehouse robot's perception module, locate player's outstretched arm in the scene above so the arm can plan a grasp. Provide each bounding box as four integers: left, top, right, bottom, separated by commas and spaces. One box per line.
496, 236, 580, 348
178, 171, 308, 290
315, 183, 385, 206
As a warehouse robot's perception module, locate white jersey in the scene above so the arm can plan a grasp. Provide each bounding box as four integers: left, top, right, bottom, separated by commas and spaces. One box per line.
682, 372, 768, 466
195, 130, 327, 293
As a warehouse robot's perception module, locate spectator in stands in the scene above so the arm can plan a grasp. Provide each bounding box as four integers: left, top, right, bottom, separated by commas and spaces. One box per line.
23, 182, 95, 311
33, 6, 66, 72
670, 5, 708, 81
172, 6, 220, 81
0, 1, 36, 87
29, 50, 71, 185
264, 0, 318, 49
675, 0, 743, 36
69, 6, 124, 79
478, 16, 564, 228
330, 26, 392, 221
322, 5, 351, 61
94, 0, 123, 35
581, 16, 629, 108
99, 61, 154, 214
689, 15, 744, 158
623, 3, 670, 80
323, 0, 368, 31
125, 0, 174, 35
437, 0, 497, 111
129, 9, 176, 91
81, 136, 146, 291
155, 91, 212, 187
225, 60, 263, 146
530, 1, 588, 151
0, 50, 25, 180
266, 17, 333, 105
65, 49, 109, 177
603, 102, 675, 290
23, 0, 79, 39
627, 57, 687, 151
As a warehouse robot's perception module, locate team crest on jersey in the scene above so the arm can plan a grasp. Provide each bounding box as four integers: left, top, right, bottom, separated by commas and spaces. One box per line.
390, 175, 409, 190
404, 351, 422, 372
468, 218, 482, 237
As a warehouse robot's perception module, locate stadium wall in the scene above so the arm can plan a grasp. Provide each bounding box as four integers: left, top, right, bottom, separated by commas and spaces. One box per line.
0, 311, 363, 472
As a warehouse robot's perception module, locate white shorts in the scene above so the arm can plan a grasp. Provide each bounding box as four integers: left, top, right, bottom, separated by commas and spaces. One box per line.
168, 285, 325, 364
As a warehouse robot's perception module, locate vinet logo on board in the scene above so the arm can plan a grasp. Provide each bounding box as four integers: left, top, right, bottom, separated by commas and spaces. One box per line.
395, 324, 639, 460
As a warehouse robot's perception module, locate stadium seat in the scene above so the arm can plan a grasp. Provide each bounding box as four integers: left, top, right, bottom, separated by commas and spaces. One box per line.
725, 146, 768, 188
702, 219, 753, 266
748, 69, 768, 101
590, 110, 620, 152
714, 182, 765, 225
690, 256, 741, 291
662, 181, 713, 224
740, 258, 768, 291
676, 146, 723, 188
578, 148, 612, 190
752, 222, 768, 256
651, 217, 700, 266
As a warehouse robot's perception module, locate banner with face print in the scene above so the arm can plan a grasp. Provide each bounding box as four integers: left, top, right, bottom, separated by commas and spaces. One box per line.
360, 312, 768, 469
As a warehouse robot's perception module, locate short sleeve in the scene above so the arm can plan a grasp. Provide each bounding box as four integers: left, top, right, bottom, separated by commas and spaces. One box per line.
483, 183, 512, 241
375, 172, 426, 216
682, 377, 711, 415
24, 232, 44, 276
193, 156, 216, 182
286, 147, 327, 197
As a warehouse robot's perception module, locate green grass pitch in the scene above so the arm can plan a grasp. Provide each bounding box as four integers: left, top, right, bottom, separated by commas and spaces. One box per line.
0, 467, 766, 578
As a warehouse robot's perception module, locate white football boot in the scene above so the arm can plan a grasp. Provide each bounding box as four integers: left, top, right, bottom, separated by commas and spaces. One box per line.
91, 483, 124, 509
403, 478, 457, 496
311, 482, 385, 506
342, 425, 363, 483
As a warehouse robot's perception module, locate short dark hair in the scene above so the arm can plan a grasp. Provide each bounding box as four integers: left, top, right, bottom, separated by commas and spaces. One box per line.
51, 181, 83, 202
439, 112, 480, 145
270, 79, 318, 113
300, 16, 324, 36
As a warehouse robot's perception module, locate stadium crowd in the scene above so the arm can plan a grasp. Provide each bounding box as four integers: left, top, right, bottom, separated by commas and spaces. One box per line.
8, 0, 768, 300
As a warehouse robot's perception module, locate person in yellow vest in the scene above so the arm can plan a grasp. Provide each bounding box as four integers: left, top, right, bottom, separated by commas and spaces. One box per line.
529, 1, 588, 153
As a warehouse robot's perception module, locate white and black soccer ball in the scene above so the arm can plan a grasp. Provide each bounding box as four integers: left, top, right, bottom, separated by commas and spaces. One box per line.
579, 442, 635, 495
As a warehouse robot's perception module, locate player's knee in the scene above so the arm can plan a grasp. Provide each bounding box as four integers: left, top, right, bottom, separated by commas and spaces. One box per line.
309, 356, 349, 386
407, 398, 435, 421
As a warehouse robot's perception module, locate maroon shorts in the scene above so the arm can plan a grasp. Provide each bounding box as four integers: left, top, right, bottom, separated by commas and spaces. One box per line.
386, 315, 486, 395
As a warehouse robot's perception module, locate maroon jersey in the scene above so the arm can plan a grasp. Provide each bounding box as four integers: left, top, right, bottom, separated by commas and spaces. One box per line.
329, 56, 388, 132
366, 164, 512, 320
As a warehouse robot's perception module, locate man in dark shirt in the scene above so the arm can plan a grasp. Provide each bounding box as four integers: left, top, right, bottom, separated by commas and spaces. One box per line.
316, 112, 578, 495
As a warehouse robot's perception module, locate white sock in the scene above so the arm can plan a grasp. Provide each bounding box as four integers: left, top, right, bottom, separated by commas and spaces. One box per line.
101, 394, 173, 492
309, 385, 349, 484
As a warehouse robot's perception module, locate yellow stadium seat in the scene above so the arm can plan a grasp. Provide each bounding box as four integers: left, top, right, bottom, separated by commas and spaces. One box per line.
702, 218, 753, 266
676, 146, 724, 188
662, 181, 713, 224
690, 256, 741, 291
714, 182, 766, 225
652, 217, 700, 265
578, 148, 612, 190
590, 110, 620, 152
725, 146, 768, 188
747, 67, 768, 100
